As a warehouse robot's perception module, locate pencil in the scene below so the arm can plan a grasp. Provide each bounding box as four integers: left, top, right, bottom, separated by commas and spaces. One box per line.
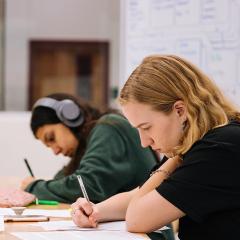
24, 158, 35, 177
77, 175, 90, 202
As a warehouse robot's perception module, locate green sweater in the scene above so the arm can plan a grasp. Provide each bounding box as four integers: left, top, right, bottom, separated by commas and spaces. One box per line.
25, 114, 157, 203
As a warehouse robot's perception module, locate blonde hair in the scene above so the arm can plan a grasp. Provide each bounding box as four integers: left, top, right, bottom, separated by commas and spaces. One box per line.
119, 55, 240, 155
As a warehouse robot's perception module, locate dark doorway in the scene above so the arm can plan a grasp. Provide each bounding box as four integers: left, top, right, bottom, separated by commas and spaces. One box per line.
29, 40, 109, 111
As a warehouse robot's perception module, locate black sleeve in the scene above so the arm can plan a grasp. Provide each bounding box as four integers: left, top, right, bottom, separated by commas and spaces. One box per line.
156, 140, 240, 222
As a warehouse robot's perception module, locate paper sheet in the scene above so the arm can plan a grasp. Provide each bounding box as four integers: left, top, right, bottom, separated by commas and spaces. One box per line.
33, 220, 169, 232
0, 208, 71, 217
12, 231, 147, 240
0, 216, 4, 231
33, 220, 127, 231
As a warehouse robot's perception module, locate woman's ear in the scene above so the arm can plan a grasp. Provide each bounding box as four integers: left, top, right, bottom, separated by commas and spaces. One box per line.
173, 101, 187, 121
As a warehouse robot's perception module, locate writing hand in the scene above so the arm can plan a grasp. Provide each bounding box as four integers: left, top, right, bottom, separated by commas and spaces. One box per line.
71, 197, 99, 228
20, 176, 36, 190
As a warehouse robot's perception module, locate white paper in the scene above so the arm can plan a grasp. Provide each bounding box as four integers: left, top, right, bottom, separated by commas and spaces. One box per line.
33, 220, 169, 232
32, 220, 92, 231
32, 220, 127, 231
0, 216, 4, 232
0, 208, 71, 217
23, 209, 71, 217
0, 208, 15, 215
12, 231, 146, 240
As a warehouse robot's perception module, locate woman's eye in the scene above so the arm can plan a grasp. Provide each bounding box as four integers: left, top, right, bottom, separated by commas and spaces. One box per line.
46, 134, 54, 143
142, 126, 151, 131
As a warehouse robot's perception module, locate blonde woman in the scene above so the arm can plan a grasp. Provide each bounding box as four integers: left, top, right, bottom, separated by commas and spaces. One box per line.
71, 55, 240, 240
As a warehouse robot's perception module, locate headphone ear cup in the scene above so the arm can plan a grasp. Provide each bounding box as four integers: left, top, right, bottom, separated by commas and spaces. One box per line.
59, 100, 81, 120
56, 100, 84, 127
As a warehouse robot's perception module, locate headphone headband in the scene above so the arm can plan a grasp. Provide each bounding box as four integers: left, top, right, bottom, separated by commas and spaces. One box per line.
33, 97, 84, 127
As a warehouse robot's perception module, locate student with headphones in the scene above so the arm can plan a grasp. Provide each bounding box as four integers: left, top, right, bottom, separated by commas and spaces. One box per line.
20, 93, 158, 204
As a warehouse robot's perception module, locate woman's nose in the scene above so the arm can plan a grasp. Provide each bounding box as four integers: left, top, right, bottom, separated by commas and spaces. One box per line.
51, 145, 61, 155
139, 132, 153, 148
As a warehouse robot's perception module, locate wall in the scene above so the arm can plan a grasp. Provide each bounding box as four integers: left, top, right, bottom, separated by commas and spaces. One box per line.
0, 111, 68, 177
4, 0, 120, 110
0, 0, 4, 109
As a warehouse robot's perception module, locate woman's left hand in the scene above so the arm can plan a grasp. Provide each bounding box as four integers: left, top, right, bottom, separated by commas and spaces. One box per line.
20, 176, 36, 190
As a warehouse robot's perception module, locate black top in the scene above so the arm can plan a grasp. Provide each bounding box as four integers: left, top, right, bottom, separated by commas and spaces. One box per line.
156, 121, 240, 240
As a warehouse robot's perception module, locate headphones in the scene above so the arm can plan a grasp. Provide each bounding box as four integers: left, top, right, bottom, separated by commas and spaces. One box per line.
33, 97, 85, 127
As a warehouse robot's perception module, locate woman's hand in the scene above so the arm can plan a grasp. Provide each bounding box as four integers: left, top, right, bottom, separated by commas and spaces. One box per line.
20, 176, 36, 190
71, 197, 99, 228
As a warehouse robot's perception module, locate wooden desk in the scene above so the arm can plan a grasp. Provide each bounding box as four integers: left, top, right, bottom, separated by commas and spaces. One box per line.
2, 204, 161, 240
1, 178, 166, 240
1, 204, 71, 240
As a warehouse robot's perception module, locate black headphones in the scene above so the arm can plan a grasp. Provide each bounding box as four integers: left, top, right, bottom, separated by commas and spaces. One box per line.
33, 97, 84, 127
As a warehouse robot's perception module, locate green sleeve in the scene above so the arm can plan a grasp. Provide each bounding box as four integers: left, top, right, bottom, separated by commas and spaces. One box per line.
25, 123, 133, 203
53, 168, 65, 180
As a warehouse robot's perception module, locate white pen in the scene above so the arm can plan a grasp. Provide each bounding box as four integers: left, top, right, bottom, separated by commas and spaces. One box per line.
77, 175, 90, 202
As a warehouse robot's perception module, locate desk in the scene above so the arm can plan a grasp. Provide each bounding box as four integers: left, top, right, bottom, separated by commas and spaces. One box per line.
1, 204, 168, 240
0, 204, 165, 240
2, 204, 70, 240
1, 177, 167, 240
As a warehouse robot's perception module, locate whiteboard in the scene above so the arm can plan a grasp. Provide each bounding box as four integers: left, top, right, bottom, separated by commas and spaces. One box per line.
120, 0, 240, 105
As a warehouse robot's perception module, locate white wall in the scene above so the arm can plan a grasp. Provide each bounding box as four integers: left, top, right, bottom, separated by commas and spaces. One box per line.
0, 112, 68, 177
0, 0, 4, 109
5, 0, 120, 110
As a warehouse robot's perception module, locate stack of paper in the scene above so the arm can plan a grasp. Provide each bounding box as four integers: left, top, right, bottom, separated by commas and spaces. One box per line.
12, 231, 146, 240
33, 220, 169, 232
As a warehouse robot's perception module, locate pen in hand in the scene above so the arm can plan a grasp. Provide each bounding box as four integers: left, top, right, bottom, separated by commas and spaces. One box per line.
75, 175, 97, 227
77, 175, 90, 202
24, 158, 35, 177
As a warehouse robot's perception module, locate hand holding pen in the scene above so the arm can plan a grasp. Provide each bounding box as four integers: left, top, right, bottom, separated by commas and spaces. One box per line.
71, 175, 99, 228
21, 158, 36, 190
20, 176, 36, 190
71, 197, 99, 228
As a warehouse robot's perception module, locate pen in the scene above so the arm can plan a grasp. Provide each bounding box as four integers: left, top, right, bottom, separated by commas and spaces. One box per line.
24, 158, 35, 177
35, 199, 59, 205
77, 175, 90, 202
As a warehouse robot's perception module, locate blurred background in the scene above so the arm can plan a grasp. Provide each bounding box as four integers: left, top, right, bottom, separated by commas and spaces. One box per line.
0, 0, 121, 178
0, 0, 121, 111
1, 0, 240, 181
